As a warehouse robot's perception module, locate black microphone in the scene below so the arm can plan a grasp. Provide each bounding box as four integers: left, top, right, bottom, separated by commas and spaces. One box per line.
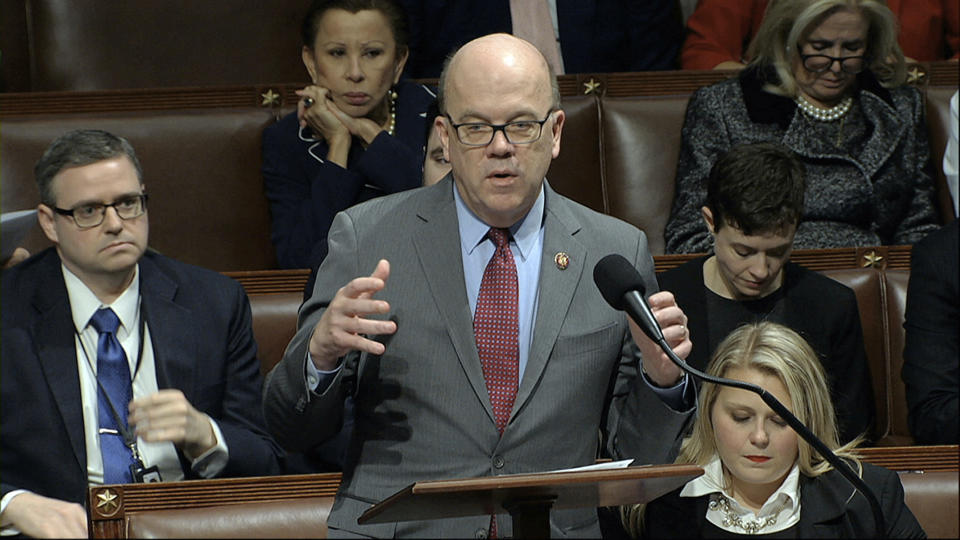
593, 253, 886, 538
593, 254, 665, 344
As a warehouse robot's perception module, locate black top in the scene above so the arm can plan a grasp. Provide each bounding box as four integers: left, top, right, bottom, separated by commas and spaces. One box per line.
658, 257, 874, 443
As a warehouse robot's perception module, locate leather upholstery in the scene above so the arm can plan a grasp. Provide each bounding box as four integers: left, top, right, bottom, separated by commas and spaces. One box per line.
250, 292, 303, 377
2, 83, 953, 270
0, 108, 279, 271
898, 471, 960, 539
822, 269, 887, 441
601, 96, 691, 255
883, 271, 912, 444
821, 269, 913, 445
2, 0, 307, 91
125, 498, 333, 539
548, 95, 605, 214
107, 473, 954, 538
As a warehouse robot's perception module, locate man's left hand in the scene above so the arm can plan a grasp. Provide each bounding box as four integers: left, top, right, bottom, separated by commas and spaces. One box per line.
629, 290, 691, 387
129, 389, 217, 459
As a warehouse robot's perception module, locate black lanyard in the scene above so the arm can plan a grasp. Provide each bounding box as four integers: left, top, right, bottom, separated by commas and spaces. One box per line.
75, 300, 148, 466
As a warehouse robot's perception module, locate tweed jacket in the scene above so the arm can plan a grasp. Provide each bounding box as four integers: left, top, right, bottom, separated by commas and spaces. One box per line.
665, 67, 940, 254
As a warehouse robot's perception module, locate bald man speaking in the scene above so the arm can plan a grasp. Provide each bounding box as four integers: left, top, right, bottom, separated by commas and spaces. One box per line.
264, 33, 695, 538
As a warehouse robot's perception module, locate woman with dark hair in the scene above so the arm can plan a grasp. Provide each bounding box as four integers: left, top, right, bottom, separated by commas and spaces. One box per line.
263, 0, 436, 271
666, 0, 940, 254
660, 142, 874, 444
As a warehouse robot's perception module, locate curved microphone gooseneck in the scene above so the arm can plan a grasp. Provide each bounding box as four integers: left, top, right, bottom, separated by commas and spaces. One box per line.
593, 254, 886, 539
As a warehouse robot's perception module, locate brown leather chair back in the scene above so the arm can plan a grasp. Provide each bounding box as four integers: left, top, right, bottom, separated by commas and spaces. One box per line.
898, 470, 960, 539
249, 292, 302, 377
4, 0, 308, 91
124, 498, 333, 539
548, 95, 605, 214
0, 108, 279, 270
601, 95, 690, 255
820, 268, 889, 443
882, 270, 912, 443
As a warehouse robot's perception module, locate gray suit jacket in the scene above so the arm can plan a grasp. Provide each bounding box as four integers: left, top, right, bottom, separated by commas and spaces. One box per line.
263, 178, 693, 537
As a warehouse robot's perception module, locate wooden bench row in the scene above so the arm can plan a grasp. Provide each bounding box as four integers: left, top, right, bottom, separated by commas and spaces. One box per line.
88, 445, 959, 538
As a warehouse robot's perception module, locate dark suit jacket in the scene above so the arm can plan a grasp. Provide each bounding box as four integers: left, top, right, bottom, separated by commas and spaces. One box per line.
658, 258, 874, 444
264, 179, 693, 537
262, 80, 436, 270
643, 462, 925, 538
398, 0, 683, 78
902, 220, 959, 444
1, 248, 283, 506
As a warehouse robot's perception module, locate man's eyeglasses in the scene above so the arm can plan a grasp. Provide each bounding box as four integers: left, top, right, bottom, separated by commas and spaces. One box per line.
53, 194, 148, 229
799, 53, 866, 74
445, 111, 555, 146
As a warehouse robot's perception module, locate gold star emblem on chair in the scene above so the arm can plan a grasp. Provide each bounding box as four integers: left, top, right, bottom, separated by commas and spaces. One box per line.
95, 488, 121, 516
583, 78, 601, 95
906, 66, 926, 85
260, 89, 280, 107
861, 250, 884, 268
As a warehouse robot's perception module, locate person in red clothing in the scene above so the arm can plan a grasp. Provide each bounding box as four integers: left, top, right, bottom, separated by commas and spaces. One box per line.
681, 0, 959, 70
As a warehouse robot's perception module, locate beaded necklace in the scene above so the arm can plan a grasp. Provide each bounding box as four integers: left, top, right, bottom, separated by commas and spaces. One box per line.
795, 94, 853, 122
709, 493, 788, 535
386, 89, 397, 136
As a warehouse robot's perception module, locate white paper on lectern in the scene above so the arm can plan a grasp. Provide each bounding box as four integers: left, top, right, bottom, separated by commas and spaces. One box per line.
1, 209, 38, 261
549, 459, 634, 474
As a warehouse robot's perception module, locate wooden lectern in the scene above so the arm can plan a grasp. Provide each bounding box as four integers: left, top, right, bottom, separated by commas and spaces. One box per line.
358, 464, 703, 538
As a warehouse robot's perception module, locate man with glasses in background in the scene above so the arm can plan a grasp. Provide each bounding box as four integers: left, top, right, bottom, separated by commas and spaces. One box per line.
1, 129, 283, 538
264, 33, 695, 538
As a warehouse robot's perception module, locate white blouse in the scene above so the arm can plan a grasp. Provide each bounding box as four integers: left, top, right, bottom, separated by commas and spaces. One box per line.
679, 457, 802, 535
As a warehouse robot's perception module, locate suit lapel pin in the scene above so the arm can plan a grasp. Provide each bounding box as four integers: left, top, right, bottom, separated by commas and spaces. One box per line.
554, 252, 569, 270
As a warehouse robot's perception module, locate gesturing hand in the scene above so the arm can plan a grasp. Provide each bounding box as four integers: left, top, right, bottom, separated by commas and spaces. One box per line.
129, 389, 217, 459
308, 259, 398, 371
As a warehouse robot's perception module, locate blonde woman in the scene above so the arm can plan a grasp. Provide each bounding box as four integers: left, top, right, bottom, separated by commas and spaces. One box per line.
624, 322, 924, 538
666, 0, 940, 253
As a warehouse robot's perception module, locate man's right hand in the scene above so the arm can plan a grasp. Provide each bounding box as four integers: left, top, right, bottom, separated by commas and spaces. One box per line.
2, 492, 87, 538
308, 259, 397, 371
2, 247, 30, 269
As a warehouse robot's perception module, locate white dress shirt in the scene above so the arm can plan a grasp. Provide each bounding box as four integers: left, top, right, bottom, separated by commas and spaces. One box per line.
62, 264, 228, 484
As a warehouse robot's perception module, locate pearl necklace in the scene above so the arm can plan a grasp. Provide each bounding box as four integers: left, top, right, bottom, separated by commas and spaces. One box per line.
708, 494, 787, 535
386, 90, 397, 136
795, 94, 853, 122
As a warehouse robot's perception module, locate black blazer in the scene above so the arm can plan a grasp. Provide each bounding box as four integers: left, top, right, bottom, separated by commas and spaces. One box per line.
902, 220, 959, 444
398, 0, 683, 78
1, 248, 283, 505
658, 258, 874, 444
643, 462, 925, 538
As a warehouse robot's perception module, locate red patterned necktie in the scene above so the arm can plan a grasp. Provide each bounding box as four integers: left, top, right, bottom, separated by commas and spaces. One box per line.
474, 227, 519, 436
475, 228, 519, 539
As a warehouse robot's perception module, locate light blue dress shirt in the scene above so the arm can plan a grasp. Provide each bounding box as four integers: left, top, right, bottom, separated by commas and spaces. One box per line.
455, 184, 544, 381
